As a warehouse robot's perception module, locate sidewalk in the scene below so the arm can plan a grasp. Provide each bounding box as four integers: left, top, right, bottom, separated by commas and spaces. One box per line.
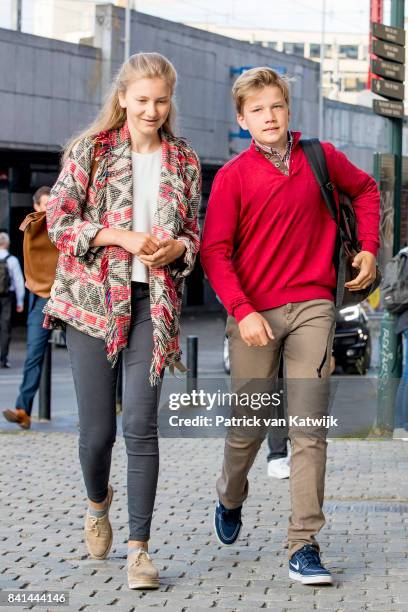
1, 313, 408, 611
1, 434, 408, 611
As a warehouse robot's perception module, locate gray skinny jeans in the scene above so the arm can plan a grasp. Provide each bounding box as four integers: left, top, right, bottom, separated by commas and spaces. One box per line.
66, 282, 162, 541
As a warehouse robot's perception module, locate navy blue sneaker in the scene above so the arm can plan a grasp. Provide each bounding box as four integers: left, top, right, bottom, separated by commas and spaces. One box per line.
289, 545, 333, 585
214, 500, 242, 545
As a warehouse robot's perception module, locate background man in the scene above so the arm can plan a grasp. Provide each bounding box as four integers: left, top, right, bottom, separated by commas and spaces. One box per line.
3, 186, 52, 429
0, 232, 25, 368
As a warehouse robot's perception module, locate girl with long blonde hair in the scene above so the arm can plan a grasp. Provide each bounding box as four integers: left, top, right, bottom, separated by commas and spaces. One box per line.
44, 52, 201, 590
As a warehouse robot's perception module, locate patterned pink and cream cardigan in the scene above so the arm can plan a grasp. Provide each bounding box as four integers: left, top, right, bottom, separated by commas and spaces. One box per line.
44, 122, 201, 385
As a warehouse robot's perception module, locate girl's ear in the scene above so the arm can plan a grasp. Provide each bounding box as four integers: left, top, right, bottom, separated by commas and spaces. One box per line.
118, 91, 126, 109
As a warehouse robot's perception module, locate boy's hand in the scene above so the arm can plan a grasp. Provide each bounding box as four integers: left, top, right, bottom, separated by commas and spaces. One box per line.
345, 251, 377, 291
238, 312, 275, 347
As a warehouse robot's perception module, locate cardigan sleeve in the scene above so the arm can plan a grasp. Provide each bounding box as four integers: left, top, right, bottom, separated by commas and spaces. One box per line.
170, 149, 201, 280
200, 166, 255, 322
46, 137, 105, 259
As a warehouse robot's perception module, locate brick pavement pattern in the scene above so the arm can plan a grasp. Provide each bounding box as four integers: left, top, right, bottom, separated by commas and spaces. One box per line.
1, 433, 408, 611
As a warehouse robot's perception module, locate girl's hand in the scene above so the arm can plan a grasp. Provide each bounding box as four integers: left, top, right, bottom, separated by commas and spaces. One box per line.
138, 239, 186, 268
119, 231, 161, 256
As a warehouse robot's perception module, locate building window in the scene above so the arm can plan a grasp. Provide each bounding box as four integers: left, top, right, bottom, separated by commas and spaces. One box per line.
309, 43, 321, 58
339, 45, 359, 59
343, 76, 367, 91
267, 41, 278, 50
283, 42, 305, 56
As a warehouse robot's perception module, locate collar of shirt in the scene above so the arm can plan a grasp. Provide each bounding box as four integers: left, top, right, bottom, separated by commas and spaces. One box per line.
0, 249, 9, 258
254, 131, 293, 165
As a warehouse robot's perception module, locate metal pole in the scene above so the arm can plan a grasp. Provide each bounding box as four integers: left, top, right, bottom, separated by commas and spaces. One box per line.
318, 0, 326, 139
124, 0, 131, 61
390, 0, 403, 256
39, 341, 51, 421
16, 0, 22, 32
186, 336, 198, 394
376, 0, 404, 435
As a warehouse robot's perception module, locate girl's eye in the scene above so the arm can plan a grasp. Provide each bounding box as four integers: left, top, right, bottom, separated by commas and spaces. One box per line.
252, 109, 261, 112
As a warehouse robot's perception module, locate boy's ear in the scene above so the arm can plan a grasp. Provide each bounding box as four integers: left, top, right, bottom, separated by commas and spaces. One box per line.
237, 113, 248, 131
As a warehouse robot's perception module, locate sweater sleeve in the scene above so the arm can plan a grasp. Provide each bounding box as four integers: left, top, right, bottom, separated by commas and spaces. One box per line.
323, 143, 380, 256
200, 166, 255, 321
46, 137, 104, 259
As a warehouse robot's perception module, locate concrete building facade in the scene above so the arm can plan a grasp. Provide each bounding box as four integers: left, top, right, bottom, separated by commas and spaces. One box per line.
0, 4, 404, 305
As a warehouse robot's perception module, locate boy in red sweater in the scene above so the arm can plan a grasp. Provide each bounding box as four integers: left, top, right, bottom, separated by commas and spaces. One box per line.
201, 67, 379, 585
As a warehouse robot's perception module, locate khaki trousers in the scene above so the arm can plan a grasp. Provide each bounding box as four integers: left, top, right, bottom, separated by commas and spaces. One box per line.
217, 299, 336, 557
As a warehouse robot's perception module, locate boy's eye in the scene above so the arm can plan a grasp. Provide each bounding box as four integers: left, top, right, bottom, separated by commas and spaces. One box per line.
252, 108, 261, 112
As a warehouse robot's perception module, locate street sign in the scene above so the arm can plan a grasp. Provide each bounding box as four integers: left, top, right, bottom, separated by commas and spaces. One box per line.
372, 22, 405, 46
372, 38, 405, 63
371, 77, 405, 100
373, 99, 404, 118
371, 58, 404, 82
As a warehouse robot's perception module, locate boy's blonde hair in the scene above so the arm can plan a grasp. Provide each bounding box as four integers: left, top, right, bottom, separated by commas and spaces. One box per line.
232, 67, 291, 115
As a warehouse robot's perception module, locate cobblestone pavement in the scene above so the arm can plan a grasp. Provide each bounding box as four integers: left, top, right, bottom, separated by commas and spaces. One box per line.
1, 433, 408, 611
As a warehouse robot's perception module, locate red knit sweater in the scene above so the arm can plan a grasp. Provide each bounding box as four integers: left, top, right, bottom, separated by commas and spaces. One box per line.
201, 132, 380, 322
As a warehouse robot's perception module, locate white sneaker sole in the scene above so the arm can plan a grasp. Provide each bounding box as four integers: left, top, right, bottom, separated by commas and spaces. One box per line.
289, 569, 333, 585
128, 579, 160, 590
213, 509, 242, 546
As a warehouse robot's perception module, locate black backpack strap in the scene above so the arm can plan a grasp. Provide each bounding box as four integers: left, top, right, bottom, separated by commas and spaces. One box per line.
300, 138, 343, 306
300, 138, 338, 224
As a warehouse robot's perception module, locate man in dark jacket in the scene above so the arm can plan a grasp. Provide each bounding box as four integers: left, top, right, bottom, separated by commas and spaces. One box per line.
393, 247, 408, 437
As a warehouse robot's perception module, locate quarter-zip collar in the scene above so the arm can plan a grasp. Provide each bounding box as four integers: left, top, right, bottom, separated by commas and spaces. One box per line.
251, 130, 302, 156
250, 131, 302, 176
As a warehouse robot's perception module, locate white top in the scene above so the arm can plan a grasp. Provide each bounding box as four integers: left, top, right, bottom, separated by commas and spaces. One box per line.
131, 148, 162, 283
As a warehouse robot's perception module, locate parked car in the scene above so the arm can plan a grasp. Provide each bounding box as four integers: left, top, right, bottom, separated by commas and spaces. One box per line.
222, 304, 371, 376
332, 304, 371, 375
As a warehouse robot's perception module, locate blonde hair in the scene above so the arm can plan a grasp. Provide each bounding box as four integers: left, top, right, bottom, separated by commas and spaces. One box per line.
63, 52, 177, 162
232, 67, 291, 115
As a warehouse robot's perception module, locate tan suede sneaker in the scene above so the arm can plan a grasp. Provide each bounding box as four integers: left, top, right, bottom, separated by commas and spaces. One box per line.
84, 485, 113, 560
127, 548, 160, 590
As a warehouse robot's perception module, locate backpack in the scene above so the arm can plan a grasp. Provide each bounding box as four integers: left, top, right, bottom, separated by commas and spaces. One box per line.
19, 212, 59, 298
382, 248, 408, 314
300, 139, 382, 308
19, 148, 102, 298
0, 255, 11, 296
